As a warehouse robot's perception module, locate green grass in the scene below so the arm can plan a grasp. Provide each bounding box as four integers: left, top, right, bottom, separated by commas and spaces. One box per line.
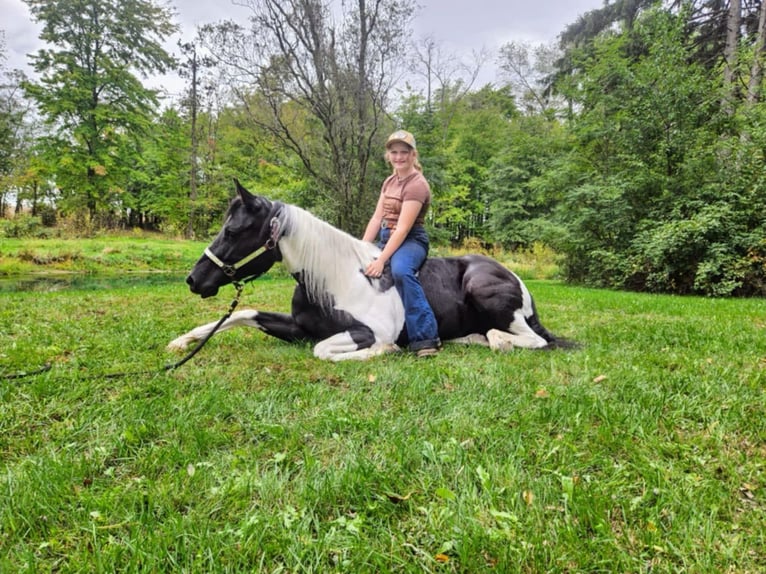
0, 236, 209, 275
0, 236, 555, 282
1, 274, 765, 571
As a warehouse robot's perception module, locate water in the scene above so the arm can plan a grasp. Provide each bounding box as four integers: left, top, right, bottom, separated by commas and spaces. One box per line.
0, 272, 187, 293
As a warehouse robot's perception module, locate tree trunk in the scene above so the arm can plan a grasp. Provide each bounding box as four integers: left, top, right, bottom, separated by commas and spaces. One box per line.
747, 1, 766, 104
722, 0, 741, 113
31, 182, 39, 216
187, 45, 199, 239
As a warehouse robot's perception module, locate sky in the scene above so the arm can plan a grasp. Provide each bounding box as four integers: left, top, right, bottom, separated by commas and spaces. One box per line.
1, 0, 605, 95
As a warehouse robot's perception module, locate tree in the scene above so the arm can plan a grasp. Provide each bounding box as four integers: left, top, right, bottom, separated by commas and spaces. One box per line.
178, 41, 218, 238
396, 84, 516, 245
486, 114, 571, 248
199, 0, 416, 233
22, 0, 177, 225
721, 0, 742, 113
497, 41, 562, 116
134, 107, 191, 232
746, 0, 766, 103
551, 6, 766, 295
552, 0, 661, 117
0, 67, 38, 218
407, 36, 489, 142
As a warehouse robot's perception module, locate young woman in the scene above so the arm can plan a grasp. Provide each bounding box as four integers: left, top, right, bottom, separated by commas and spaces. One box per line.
362, 130, 441, 357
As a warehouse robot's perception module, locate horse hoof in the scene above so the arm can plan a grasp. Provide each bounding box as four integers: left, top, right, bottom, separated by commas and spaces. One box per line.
487, 329, 515, 352
167, 337, 192, 351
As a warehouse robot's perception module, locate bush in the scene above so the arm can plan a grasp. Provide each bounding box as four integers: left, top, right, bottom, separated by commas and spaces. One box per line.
0, 215, 52, 238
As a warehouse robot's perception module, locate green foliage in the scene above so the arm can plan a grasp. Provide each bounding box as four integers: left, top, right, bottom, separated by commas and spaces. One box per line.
22, 0, 177, 221
399, 85, 518, 244
5, 0, 766, 296
132, 108, 193, 234
554, 181, 636, 286
486, 115, 572, 248
0, 68, 40, 217
0, 215, 50, 238
550, 7, 766, 295
626, 201, 761, 296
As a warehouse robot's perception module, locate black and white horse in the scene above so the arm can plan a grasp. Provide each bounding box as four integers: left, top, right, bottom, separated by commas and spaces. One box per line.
169, 181, 573, 361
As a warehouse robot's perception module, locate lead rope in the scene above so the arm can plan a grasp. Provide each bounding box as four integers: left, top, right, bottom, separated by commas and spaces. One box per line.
162, 281, 244, 372
1, 281, 245, 381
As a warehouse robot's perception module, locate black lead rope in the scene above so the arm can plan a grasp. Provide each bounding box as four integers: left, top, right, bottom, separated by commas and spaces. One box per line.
1, 282, 245, 382
162, 281, 244, 372
1, 363, 53, 380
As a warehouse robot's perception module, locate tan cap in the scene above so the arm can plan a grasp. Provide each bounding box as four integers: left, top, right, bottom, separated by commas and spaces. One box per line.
386, 130, 416, 150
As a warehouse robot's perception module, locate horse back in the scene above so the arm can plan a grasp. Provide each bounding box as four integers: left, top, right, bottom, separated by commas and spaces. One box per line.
420, 254, 530, 340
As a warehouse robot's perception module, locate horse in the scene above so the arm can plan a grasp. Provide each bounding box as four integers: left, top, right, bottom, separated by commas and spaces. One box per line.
168, 180, 574, 361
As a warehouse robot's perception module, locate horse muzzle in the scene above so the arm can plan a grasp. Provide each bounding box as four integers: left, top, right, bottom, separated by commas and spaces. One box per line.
186, 268, 226, 298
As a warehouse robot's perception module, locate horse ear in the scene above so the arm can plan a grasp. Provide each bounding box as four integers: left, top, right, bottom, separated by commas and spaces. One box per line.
234, 177, 272, 213
234, 178, 255, 202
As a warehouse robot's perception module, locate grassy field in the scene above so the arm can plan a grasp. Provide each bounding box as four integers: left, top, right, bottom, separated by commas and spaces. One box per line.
0, 236, 209, 276
0, 235, 561, 280
1, 241, 765, 572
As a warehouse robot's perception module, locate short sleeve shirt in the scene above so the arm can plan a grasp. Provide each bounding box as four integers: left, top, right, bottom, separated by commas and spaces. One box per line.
380, 172, 431, 226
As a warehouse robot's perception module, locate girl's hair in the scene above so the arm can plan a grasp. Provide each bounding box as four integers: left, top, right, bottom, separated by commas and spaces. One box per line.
386, 146, 422, 173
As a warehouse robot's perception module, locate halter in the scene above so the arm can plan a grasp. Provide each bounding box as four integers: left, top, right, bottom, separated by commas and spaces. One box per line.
204, 216, 282, 280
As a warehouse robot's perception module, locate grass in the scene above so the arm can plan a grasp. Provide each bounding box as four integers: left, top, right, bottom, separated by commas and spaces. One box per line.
0, 236, 209, 276
0, 236, 554, 282
1, 256, 765, 571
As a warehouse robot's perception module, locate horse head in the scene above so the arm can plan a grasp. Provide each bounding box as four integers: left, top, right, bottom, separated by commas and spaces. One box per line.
186, 180, 283, 298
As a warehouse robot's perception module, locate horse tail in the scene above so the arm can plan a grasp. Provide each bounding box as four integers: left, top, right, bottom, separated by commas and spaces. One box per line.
527, 300, 580, 350
547, 335, 580, 350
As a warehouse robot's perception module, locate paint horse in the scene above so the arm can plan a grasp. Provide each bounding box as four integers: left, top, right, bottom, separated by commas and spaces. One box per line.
168, 181, 573, 361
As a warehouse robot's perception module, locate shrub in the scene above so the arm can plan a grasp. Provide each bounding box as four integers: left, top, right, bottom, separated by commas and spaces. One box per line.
0, 215, 51, 238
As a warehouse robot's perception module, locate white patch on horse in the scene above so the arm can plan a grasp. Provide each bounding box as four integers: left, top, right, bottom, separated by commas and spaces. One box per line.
314, 331, 400, 361
502, 274, 548, 348
167, 310, 261, 350
278, 206, 405, 343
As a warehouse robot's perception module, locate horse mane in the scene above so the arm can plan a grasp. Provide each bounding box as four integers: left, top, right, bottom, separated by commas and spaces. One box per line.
278, 204, 381, 307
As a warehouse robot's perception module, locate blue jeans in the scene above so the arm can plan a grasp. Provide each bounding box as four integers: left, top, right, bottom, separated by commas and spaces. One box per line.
379, 226, 441, 351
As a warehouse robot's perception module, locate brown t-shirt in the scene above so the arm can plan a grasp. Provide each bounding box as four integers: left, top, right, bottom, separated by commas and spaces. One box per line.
380, 172, 431, 228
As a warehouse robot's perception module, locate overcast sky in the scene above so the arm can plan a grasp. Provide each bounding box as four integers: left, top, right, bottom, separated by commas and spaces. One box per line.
2, 0, 604, 93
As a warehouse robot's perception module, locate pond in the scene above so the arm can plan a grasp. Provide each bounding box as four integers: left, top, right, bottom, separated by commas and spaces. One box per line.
0, 272, 187, 293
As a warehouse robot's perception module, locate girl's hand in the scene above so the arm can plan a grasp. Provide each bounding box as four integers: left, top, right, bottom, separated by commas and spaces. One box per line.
364, 258, 385, 278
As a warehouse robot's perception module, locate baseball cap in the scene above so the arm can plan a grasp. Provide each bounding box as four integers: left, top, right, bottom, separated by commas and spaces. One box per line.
386, 130, 416, 150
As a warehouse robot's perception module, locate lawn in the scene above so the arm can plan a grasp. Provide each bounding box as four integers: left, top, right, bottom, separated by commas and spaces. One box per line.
1, 265, 765, 571
0, 236, 209, 276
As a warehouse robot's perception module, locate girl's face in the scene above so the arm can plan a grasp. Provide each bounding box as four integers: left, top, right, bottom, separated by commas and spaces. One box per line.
387, 144, 415, 172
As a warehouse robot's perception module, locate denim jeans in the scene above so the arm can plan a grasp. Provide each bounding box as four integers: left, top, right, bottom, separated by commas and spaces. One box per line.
379, 226, 441, 351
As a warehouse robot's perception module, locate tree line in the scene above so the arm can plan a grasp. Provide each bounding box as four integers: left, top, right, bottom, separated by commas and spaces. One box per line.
1, 0, 765, 296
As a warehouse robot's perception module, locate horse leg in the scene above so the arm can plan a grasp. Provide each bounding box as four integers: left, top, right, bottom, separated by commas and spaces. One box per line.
447, 333, 490, 346
464, 268, 550, 350
486, 328, 516, 351
475, 305, 548, 351
503, 309, 550, 349
445, 331, 527, 351
313, 324, 400, 361
167, 309, 312, 351
253, 310, 315, 343
168, 310, 260, 350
